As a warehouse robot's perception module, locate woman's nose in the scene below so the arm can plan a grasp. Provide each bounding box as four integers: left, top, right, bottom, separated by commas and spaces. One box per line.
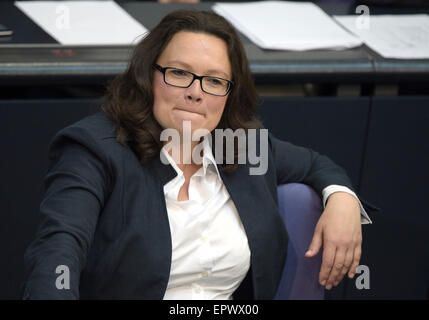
185, 79, 203, 102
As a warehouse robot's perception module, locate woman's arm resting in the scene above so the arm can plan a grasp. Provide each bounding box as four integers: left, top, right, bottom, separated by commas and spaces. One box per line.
268, 132, 378, 290
305, 191, 362, 290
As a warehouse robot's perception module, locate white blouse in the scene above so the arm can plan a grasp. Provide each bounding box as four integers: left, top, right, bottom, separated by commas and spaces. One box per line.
162, 138, 251, 300
161, 138, 372, 300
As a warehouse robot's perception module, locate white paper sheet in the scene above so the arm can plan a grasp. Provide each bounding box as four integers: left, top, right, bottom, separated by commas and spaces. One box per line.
334, 15, 429, 59
212, 1, 362, 51
15, 0, 148, 45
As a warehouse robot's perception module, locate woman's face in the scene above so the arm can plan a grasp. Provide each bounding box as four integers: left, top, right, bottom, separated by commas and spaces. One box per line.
153, 31, 232, 135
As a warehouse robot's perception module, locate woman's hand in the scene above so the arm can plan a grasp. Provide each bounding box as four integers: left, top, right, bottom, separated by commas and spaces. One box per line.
305, 192, 362, 290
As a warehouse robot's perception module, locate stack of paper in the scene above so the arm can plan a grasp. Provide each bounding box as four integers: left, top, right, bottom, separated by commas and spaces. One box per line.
334, 14, 429, 59
212, 1, 362, 51
14, 1, 148, 45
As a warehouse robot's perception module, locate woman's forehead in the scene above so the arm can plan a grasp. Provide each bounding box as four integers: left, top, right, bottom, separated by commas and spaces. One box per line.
158, 31, 232, 76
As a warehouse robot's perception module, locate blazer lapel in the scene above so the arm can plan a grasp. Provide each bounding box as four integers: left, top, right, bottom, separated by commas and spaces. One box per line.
217, 162, 272, 299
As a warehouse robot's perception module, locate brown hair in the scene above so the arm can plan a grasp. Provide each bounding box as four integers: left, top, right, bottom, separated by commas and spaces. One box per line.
101, 9, 261, 173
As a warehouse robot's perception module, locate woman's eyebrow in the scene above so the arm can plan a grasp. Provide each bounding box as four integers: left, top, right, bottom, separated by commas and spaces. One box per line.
166, 60, 230, 79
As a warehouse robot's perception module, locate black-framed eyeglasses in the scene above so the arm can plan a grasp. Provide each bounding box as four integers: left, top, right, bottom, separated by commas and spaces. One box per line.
154, 64, 234, 97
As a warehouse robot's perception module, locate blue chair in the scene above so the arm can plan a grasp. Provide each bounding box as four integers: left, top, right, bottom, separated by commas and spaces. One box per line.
274, 183, 325, 300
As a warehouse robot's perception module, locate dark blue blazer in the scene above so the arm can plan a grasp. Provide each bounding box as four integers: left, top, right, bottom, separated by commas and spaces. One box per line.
22, 111, 377, 299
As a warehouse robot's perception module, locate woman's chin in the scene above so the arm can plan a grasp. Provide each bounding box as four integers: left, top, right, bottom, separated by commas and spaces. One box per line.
171, 117, 205, 132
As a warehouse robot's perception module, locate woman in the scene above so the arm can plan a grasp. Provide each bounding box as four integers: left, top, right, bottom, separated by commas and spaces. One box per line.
23, 10, 375, 299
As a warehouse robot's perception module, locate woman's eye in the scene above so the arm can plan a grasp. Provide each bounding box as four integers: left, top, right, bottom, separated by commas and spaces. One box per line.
171, 69, 187, 76
207, 78, 223, 86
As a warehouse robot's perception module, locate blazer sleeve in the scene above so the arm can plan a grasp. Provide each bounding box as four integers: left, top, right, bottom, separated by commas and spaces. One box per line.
22, 126, 112, 299
269, 132, 381, 217
269, 132, 355, 197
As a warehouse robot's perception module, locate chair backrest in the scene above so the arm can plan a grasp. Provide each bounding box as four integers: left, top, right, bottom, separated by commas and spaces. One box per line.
274, 183, 325, 300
